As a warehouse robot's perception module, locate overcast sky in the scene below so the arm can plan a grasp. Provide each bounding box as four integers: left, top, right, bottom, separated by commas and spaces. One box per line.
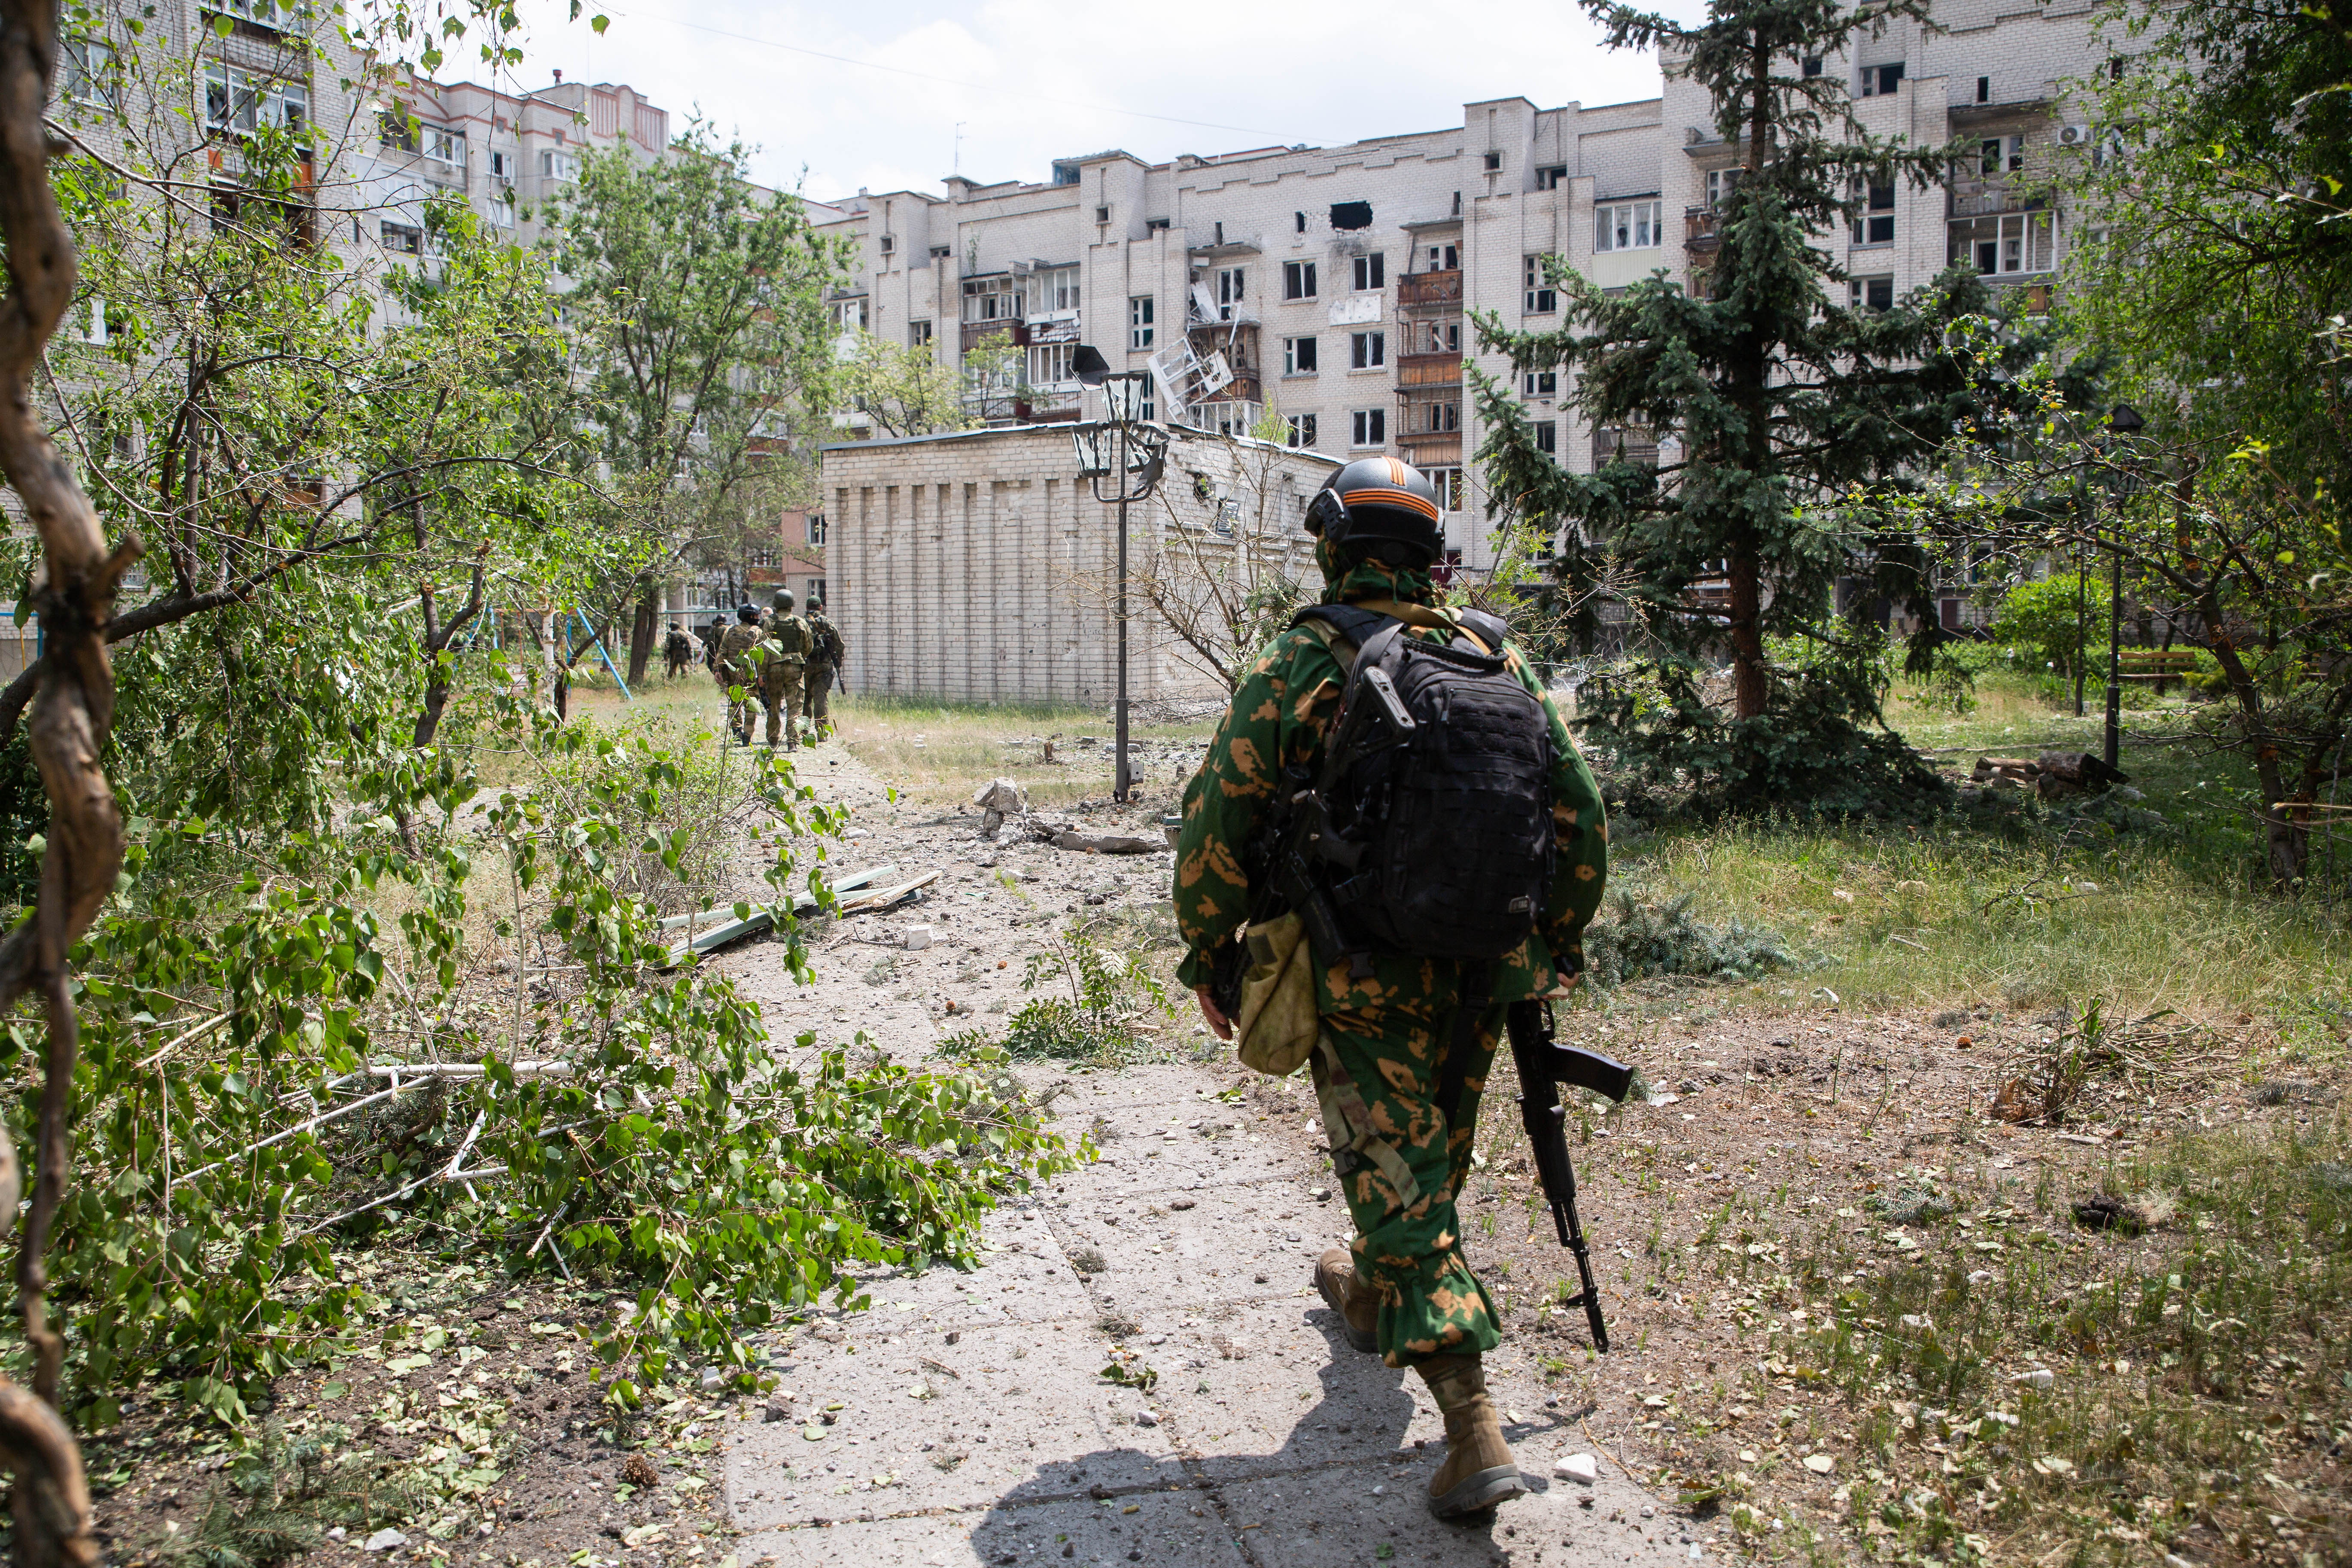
490, 0, 1686, 204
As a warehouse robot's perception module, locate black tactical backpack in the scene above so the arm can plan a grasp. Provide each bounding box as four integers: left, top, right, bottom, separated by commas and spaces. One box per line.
1293, 604, 1555, 962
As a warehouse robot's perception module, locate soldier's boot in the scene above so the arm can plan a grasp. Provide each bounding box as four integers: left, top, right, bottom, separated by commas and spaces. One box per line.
1418, 1354, 1526, 1519
1313, 1247, 1380, 1355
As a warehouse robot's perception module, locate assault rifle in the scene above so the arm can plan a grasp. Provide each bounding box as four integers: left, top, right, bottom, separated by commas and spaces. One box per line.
1506, 998, 1632, 1352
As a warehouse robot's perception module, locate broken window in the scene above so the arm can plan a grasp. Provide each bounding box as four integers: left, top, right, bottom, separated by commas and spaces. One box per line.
1282, 260, 1317, 299
1350, 408, 1386, 447
1425, 242, 1458, 271
910, 320, 934, 347
1425, 467, 1465, 510
1979, 135, 2024, 177
1351, 253, 1385, 291
1128, 295, 1154, 350
1859, 61, 1905, 97
1423, 322, 1460, 355
1536, 165, 1568, 191
1594, 199, 1661, 251
1422, 401, 1459, 432
1524, 254, 1557, 314
961, 275, 1015, 323
1591, 426, 1658, 469
1287, 413, 1317, 448
1705, 167, 1743, 209
1282, 335, 1317, 374
1847, 274, 1894, 311
1947, 210, 2056, 275
1330, 201, 1372, 230
1028, 342, 1077, 386
1532, 419, 1557, 455
1215, 267, 1245, 320
1350, 331, 1384, 369
380, 221, 422, 255
1025, 265, 1079, 317
1522, 370, 1556, 397
205, 62, 307, 136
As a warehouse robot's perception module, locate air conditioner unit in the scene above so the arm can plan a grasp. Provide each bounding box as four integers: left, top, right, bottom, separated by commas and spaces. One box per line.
2057, 124, 2091, 146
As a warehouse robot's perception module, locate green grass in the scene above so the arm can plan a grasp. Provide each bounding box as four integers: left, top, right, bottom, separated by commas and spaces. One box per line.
1710, 1109, 2352, 1566
1600, 672, 2352, 1026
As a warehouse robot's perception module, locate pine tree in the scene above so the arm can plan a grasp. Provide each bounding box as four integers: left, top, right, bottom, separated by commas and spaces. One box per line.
1475, 0, 1987, 772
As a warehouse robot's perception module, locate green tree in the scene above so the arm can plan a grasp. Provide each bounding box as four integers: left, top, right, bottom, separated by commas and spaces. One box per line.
550, 129, 846, 683
1473, 0, 1990, 804
834, 328, 966, 438
2061, 0, 2352, 515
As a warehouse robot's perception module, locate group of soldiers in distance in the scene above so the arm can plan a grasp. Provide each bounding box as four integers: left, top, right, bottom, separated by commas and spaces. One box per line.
661, 591, 844, 751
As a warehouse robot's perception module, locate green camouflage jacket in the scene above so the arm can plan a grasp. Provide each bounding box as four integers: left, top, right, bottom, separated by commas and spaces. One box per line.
714, 621, 764, 681
1172, 548, 1607, 1014
806, 611, 843, 669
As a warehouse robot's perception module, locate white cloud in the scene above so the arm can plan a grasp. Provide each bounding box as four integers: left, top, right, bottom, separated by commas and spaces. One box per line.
489, 0, 1687, 201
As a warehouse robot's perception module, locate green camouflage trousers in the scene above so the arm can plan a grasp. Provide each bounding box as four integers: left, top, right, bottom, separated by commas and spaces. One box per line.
1309, 999, 1504, 1367
803, 663, 834, 731
759, 664, 805, 748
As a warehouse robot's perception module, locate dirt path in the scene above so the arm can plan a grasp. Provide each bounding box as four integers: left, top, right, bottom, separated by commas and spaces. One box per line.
710, 746, 1694, 1568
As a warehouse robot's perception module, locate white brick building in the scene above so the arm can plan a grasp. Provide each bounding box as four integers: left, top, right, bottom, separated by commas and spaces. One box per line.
821, 425, 1337, 706
813, 0, 2111, 577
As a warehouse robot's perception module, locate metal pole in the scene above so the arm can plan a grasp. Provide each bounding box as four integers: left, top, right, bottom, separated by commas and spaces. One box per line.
2104, 529, 2123, 770
2074, 498, 2088, 719
1114, 419, 1132, 802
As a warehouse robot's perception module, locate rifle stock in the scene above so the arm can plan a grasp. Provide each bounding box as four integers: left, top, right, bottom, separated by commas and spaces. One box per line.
1506, 998, 1622, 1352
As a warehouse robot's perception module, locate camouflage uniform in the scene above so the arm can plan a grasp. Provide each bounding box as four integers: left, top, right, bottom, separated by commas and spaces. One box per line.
715, 620, 766, 742
758, 613, 813, 749
1172, 546, 1607, 1369
803, 609, 842, 738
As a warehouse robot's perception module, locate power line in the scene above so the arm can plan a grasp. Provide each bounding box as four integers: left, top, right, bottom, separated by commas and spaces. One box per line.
584, 3, 1317, 146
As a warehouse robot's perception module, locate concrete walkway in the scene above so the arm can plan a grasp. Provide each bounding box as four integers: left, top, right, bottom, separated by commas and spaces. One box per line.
718, 746, 1688, 1567
726, 1064, 1685, 1568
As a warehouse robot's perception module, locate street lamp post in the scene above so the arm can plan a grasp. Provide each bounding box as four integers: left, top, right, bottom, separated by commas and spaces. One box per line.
1070, 346, 1168, 804
2100, 402, 2146, 772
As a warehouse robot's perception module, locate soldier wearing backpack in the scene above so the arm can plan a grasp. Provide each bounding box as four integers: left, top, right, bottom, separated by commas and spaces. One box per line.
1172, 458, 1608, 1520
757, 588, 813, 750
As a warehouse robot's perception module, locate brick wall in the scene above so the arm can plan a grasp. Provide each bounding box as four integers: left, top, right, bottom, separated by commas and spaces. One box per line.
822, 426, 1337, 707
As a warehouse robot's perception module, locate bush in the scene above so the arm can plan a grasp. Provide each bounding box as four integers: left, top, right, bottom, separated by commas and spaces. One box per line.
1989, 572, 2094, 677
1578, 641, 1948, 820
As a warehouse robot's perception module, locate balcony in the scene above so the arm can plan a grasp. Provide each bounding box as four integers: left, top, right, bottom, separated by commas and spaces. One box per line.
1396, 352, 1464, 388
1397, 269, 1463, 308
1684, 206, 1720, 251
1947, 179, 2049, 218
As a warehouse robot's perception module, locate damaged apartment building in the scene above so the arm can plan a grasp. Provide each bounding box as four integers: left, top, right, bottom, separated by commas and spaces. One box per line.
815, 0, 2107, 615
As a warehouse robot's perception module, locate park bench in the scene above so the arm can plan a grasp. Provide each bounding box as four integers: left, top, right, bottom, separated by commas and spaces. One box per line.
2118, 647, 2200, 693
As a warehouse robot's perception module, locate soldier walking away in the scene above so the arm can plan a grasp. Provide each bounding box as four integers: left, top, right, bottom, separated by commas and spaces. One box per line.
803, 600, 844, 741
702, 616, 727, 673
714, 604, 766, 746
1171, 457, 1608, 1521
662, 621, 695, 680
758, 588, 813, 750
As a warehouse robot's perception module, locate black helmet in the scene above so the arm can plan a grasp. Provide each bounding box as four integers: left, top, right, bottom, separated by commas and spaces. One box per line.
737, 603, 761, 622
772, 588, 795, 613
1305, 457, 1444, 568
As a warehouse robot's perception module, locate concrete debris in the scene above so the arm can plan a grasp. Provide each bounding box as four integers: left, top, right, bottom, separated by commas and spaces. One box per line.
1556, 1452, 1600, 1485
362, 1530, 409, 1552
1030, 819, 1164, 856
972, 777, 1029, 836
905, 925, 934, 951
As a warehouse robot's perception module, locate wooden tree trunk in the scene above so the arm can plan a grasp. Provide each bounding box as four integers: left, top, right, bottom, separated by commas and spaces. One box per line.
1726, 537, 1769, 719
0, 0, 131, 1560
